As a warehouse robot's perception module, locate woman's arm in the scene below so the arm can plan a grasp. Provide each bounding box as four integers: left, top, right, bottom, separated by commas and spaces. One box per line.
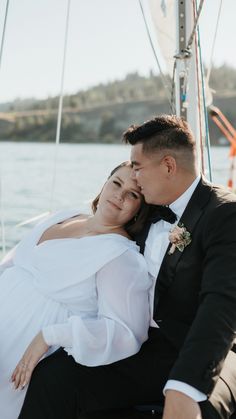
11, 332, 49, 389
11, 249, 151, 388
43, 249, 152, 365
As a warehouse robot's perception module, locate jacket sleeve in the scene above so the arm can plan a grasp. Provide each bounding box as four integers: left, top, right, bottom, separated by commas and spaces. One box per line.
169, 202, 236, 396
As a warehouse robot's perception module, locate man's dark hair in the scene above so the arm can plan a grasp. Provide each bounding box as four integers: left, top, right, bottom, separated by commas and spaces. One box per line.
123, 114, 195, 154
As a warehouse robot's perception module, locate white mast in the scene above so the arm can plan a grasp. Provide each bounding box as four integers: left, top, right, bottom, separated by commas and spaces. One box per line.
175, 0, 201, 170
147, 0, 206, 172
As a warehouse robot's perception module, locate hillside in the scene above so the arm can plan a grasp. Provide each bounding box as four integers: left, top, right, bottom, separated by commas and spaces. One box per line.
0, 66, 236, 145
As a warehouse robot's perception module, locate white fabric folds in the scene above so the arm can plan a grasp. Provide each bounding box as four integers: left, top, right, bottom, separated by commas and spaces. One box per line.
0, 209, 151, 419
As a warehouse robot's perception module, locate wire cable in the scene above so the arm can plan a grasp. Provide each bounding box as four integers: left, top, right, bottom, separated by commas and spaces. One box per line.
205, 0, 222, 87
185, 0, 205, 54
0, 0, 10, 71
0, 0, 10, 255
196, 3, 213, 181
49, 0, 71, 211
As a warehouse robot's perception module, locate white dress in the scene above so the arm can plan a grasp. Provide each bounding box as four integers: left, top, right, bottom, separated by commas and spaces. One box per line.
0, 209, 151, 419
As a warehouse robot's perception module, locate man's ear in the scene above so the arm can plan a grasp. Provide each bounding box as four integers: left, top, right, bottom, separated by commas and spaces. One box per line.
161, 155, 177, 176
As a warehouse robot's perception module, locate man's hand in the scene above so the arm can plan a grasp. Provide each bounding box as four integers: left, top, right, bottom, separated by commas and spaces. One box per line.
163, 390, 202, 419
11, 331, 49, 390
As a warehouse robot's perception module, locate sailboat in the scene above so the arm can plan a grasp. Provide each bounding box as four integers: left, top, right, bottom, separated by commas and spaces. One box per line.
0, 1, 235, 418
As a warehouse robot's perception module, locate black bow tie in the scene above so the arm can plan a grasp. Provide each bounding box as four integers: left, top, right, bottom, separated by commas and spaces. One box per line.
148, 205, 177, 224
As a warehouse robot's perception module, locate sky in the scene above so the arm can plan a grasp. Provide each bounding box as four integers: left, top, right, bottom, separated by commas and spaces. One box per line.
0, 0, 234, 103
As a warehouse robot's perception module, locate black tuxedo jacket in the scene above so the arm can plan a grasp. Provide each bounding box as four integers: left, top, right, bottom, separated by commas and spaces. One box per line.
136, 177, 236, 397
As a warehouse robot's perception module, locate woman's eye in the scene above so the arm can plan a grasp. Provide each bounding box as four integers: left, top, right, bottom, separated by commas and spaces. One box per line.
127, 192, 139, 199
113, 181, 121, 187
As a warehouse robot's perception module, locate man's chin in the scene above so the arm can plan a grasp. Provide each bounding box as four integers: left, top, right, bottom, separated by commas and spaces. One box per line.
143, 196, 156, 205
143, 195, 162, 205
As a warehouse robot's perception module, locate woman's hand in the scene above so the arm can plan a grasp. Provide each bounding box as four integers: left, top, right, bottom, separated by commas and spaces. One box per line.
11, 331, 49, 390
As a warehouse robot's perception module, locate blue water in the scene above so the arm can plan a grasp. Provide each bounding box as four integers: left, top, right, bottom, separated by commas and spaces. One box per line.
0, 142, 232, 256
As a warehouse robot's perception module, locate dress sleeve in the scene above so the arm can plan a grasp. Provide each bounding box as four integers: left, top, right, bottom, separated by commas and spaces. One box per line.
0, 211, 52, 276
42, 249, 152, 366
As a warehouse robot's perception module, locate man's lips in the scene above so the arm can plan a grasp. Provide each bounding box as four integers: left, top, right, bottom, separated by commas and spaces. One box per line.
107, 200, 122, 210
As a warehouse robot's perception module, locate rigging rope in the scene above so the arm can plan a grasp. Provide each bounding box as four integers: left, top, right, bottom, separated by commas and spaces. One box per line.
171, 0, 212, 179
185, 0, 204, 55
197, 25, 213, 182
14, 0, 71, 229
171, 0, 205, 114
170, 59, 176, 113
49, 0, 71, 212
193, 23, 205, 175
205, 0, 222, 87
138, 0, 174, 112
194, 0, 212, 181
0, 0, 10, 255
0, 0, 10, 72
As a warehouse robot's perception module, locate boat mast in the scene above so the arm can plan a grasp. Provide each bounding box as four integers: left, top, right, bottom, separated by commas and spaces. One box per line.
175, 0, 201, 170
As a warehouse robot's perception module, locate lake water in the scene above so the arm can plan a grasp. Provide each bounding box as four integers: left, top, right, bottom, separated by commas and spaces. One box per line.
0, 142, 232, 257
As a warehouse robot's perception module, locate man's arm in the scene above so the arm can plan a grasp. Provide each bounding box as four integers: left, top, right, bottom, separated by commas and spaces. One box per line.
163, 381, 206, 419
164, 380, 206, 401
163, 390, 202, 419
167, 202, 236, 395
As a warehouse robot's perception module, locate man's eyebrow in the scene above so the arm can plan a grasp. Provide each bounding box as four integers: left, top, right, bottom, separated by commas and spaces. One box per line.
131, 160, 140, 167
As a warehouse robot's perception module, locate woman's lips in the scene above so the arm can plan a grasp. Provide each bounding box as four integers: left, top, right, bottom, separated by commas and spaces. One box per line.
107, 200, 121, 210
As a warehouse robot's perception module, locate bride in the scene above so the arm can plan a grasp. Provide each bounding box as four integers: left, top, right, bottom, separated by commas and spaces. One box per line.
0, 161, 152, 419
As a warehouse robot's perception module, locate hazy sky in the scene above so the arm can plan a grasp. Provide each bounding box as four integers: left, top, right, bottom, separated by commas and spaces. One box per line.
0, 0, 234, 103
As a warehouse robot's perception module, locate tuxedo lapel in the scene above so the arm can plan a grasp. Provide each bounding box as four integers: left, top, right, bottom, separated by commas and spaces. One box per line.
154, 178, 213, 309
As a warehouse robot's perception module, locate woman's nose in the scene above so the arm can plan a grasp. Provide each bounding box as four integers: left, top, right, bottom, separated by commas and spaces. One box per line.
115, 190, 124, 201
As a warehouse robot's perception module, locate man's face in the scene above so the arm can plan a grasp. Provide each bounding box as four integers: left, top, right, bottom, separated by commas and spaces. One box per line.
130, 143, 170, 205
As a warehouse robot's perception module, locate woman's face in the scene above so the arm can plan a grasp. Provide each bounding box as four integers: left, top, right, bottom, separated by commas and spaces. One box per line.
98, 166, 142, 225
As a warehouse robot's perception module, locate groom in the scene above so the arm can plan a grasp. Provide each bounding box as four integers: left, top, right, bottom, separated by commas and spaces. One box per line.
19, 115, 236, 419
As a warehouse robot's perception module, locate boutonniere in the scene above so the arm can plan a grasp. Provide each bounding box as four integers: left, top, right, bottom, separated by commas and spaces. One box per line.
168, 223, 191, 255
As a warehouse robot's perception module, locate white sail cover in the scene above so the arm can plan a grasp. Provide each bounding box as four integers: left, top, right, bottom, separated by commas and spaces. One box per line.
148, 0, 176, 76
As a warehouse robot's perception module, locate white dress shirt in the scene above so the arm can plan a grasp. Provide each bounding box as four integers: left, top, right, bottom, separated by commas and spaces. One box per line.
144, 175, 207, 402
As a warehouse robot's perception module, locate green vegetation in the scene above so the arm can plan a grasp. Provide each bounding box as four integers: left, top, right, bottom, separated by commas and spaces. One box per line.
0, 65, 235, 145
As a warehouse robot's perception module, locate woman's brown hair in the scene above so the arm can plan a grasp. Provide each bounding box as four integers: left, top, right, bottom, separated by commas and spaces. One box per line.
91, 161, 149, 238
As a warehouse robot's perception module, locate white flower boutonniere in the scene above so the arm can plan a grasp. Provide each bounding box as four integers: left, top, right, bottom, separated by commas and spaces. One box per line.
168, 223, 191, 255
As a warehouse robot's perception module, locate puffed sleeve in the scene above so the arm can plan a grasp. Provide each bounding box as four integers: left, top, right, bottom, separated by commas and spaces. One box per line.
42, 249, 152, 366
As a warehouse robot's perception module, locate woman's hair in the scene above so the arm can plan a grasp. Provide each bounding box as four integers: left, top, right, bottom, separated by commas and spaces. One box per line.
91, 161, 149, 238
